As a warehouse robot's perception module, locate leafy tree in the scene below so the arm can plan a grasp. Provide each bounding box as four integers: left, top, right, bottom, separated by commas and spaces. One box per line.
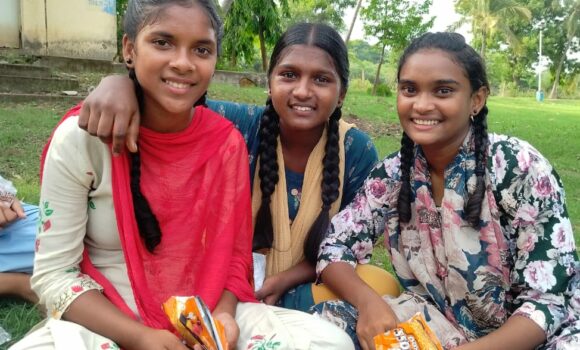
360, 0, 433, 95
349, 39, 382, 63
286, 0, 357, 31
453, 0, 531, 60
548, 0, 580, 98
222, 0, 290, 71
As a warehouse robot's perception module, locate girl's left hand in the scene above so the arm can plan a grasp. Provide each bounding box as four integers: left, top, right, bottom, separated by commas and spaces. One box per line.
255, 274, 286, 305
213, 312, 239, 350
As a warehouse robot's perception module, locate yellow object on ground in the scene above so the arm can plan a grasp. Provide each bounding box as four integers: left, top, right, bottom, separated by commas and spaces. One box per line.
312, 264, 401, 303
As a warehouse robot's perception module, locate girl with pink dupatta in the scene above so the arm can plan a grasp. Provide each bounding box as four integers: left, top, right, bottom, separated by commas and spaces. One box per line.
10, 1, 353, 350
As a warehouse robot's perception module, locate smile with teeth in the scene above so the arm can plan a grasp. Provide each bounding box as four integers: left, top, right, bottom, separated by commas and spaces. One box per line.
412, 118, 439, 126
164, 79, 191, 89
292, 105, 314, 111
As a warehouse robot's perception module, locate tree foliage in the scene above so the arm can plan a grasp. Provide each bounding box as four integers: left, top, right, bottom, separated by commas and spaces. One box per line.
286, 0, 357, 31
222, 0, 289, 71
360, 0, 433, 94
453, 0, 531, 60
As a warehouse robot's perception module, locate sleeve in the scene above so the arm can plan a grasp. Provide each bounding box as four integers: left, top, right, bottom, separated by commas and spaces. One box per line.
32, 118, 103, 319
316, 154, 400, 277
341, 128, 379, 209
491, 137, 578, 338
206, 99, 264, 139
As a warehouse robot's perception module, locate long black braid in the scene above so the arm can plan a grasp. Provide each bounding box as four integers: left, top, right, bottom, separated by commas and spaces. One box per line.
397, 132, 415, 223
464, 105, 489, 227
253, 98, 280, 252
396, 32, 490, 228
303, 106, 341, 265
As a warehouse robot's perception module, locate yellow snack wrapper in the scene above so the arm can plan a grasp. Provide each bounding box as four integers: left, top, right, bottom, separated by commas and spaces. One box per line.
374, 313, 443, 350
163, 296, 228, 350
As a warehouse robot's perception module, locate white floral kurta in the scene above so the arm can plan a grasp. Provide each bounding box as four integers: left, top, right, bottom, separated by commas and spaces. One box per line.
316, 131, 580, 349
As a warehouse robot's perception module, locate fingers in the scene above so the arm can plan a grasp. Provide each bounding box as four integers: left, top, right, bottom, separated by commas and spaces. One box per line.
0, 206, 18, 227
126, 111, 140, 153
78, 103, 91, 131
11, 200, 26, 218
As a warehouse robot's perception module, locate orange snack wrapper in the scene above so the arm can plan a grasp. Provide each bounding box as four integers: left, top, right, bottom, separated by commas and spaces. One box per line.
374, 313, 443, 350
163, 296, 228, 350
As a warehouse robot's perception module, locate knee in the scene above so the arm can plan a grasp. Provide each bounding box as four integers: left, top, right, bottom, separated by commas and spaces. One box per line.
310, 318, 354, 350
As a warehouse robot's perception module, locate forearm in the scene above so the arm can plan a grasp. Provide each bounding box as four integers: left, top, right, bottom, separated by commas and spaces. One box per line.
63, 290, 148, 349
213, 289, 238, 317
457, 315, 545, 350
321, 261, 383, 309
278, 260, 316, 290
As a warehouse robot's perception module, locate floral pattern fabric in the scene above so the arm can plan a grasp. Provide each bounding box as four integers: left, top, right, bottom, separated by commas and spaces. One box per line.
316, 130, 580, 349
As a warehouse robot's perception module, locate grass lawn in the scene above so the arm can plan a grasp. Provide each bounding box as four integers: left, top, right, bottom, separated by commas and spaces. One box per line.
0, 83, 578, 347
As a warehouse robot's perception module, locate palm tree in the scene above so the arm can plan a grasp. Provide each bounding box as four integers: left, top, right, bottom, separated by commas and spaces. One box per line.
549, 0, 580, 99
451, 0, 531, 60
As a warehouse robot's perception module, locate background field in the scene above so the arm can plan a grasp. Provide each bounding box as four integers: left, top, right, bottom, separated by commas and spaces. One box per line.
1, 83, 578, 347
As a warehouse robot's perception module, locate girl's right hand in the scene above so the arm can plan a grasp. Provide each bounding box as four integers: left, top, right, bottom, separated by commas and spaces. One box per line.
78, 74, 141, 156
356, 295, 399, 350
133, 328, 189, 350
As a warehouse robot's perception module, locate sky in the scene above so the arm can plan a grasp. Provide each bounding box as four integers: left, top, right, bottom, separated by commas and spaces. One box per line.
344, 0, 471, 43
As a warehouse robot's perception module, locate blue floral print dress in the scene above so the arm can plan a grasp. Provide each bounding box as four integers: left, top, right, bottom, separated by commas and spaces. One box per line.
315, 130, 580, 349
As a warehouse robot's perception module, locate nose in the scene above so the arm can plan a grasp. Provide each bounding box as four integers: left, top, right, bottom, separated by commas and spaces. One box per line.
292, 78, 312, 100
169, 48, 194, 73
412, 93, 434, 114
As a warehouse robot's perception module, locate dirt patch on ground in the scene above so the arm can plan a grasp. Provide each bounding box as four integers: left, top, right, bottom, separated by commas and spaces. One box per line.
343, 113, 402, 138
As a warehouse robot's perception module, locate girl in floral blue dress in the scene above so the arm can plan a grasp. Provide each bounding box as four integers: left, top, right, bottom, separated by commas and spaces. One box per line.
315, 32, 580, 350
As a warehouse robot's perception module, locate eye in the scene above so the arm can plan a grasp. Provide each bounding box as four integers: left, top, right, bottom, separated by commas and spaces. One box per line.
398, 85, 416, 96
152, 39, 170, 48
314, 75, 330, 84
195, 47, 212, 56
435, 87, 453, 96
280, 71, 297, 79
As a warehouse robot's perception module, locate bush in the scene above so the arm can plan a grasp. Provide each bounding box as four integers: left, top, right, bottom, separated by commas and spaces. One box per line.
368, 83, 393, 97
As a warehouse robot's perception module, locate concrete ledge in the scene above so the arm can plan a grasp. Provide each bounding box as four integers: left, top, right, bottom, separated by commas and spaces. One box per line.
0, 92, 84, 104
0, 63, 53, 78
0, 75, 79, 93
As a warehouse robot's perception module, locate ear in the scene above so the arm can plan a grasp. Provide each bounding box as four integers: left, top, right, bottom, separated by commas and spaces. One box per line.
471, 86, 488, 114
122, 34, 135, 68
337, 89, 347, 108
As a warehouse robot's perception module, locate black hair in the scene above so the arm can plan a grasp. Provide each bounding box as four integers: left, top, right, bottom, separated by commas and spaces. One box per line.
396, 32, 490, 228
124, 0, 219, 252
252, 23, 349, 266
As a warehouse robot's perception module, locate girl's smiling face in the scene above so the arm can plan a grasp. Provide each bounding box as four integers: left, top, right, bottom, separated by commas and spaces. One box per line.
123, 3, 217, 132
269, 45, 345, 136
397, 49, 487, 154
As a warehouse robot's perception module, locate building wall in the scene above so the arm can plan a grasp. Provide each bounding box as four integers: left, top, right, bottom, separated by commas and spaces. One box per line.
21, 0, 117, 60
0, 0, 21, 48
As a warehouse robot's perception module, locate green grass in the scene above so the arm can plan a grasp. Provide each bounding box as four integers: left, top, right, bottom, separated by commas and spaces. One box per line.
0, 84, 578, 346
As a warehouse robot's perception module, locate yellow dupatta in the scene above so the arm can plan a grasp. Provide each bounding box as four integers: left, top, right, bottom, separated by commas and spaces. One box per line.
252, 120, 354, 277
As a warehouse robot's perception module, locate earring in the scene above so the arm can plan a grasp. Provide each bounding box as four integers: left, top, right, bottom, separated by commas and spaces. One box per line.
470, 114, 474, 122
125, 58, 133, 65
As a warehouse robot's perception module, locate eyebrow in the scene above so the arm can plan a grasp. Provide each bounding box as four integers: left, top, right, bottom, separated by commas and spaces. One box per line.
147, 31, 216, 46
276, 63, 336, 76
398, 78, 460, 86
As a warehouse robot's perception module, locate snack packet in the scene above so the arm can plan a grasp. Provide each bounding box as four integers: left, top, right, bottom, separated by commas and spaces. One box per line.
163, 296, 228, 350
374, 313, 443, 350
0, 175, 17, 207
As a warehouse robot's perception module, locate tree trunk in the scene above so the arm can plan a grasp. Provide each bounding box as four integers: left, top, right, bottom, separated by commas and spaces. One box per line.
372, 44, 386, 95
258, 20, 268, 72
549, 40, 571, 99
345, 0, 363, 46
480, 29, 487, 61
220, 0, 234, 15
